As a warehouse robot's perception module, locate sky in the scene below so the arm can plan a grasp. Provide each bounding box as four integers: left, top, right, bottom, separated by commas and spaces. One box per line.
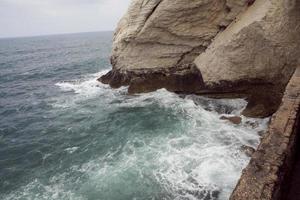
0, 0, 131, 38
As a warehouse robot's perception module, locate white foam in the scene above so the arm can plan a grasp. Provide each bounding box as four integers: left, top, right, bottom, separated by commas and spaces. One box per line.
3, 178, 84, 200
55, 70, 111, 95
52, 70, 127, 108
68, 87, 268, 199
12, 70, 269, 200
65, 147, 79, 154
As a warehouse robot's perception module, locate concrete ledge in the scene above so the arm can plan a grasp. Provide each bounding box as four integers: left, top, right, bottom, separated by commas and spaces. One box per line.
230, 67, 300, 200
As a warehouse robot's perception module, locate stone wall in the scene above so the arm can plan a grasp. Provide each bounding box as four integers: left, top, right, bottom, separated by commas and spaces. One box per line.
230, 67, 300, 200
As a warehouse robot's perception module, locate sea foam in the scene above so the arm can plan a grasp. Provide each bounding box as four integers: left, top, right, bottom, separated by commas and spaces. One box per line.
4, 70, 269, 200
52, 70, 268, 200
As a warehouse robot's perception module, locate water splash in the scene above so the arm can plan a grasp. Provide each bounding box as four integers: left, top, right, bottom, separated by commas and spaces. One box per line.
3, 70, 269, 200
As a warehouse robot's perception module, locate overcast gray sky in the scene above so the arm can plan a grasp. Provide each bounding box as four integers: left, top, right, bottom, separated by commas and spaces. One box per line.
0, 0, 131, 38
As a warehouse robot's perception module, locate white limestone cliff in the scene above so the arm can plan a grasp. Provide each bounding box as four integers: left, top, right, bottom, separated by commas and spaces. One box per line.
195, 0, 300, 87
100, 0, 300, 117
111, 0, 248, 70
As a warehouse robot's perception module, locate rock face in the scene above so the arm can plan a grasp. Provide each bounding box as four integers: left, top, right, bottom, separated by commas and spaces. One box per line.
230, 66, 300, 200
100, 0, 300, 117
100, 64, 204, 94
111, 0, 248, 70
195, 0, 300, 88
100, 0, 249, 93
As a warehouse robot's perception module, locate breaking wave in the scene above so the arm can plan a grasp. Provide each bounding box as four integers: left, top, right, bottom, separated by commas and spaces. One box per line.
3, 69, 269, 200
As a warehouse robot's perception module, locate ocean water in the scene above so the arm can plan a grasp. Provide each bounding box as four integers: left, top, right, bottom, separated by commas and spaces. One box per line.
0, 32, 269, 200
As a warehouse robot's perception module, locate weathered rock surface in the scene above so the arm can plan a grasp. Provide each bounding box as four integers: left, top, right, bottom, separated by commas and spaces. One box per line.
111, 0, 248, 70
99, 0, 300, 198
240, 145, 256, 157
99, 64, 204, 94
100, 0, 300, 117
194, 0, 300, 117
195, 0, 300, 88
101, 0, 249, 94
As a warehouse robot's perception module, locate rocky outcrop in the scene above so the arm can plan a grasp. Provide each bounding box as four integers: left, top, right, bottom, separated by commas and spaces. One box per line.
195, 0, 300, 90
194, 0, 300, 117
100, 0, 249, 93
111, 0, 248, 70
230, 66, 300, 200
100, 0, 300, 117
99, 64, 204, 94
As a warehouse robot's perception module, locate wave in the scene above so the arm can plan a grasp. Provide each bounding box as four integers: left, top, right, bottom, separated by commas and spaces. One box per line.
55, 70, 112, 95
52, 70, 127, 108
3, 70, 269, 200
53, 70, 268, 199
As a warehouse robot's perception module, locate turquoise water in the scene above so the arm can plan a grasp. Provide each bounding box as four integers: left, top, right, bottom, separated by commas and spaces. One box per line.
0, 32, 268, 200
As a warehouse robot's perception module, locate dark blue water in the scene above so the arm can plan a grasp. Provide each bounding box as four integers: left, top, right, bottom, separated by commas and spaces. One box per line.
0, 32, 268, 200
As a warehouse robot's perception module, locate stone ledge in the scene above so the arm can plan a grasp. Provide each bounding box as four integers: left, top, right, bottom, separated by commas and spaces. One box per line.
99, 66, 285, 118
230, 66, 300, 200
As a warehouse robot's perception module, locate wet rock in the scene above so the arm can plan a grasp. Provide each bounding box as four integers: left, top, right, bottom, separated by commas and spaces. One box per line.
220, 116, 242, 125
110, 0, 248, 71
245, 121, 259, 129
189, 96, 246, 114
178, 187, 220, 200
99, 64, 205, 94
240, 145, 256, 157
257, 130, 265, 137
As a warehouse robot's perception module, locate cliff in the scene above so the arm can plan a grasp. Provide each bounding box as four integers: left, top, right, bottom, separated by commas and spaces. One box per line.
230, 66, 300, 200
99, 0, 300, 118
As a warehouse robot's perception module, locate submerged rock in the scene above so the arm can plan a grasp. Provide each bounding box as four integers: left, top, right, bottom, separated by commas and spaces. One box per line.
245, 121, 259, 129
220, 116, 242, 125
240, 145, 256, 157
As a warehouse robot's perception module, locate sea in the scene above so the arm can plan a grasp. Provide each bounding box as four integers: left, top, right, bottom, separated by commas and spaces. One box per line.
0, 32, 269, 200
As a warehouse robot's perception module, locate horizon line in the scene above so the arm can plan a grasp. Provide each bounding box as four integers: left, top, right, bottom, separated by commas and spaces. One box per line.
0, 30, 114, 40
